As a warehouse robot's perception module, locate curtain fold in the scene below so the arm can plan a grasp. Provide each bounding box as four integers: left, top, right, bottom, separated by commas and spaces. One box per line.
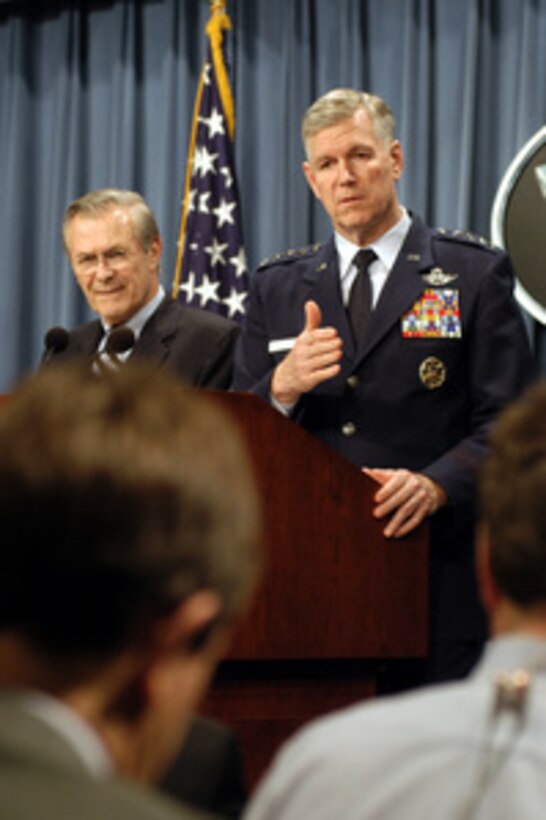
0, 0, 545, 390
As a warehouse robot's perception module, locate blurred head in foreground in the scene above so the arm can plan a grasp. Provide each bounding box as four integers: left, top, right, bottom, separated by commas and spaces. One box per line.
0, 363, 261, 783
478, 380, 546, 636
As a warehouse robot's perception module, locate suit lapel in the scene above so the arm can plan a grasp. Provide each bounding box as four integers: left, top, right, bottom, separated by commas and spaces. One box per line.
131, 297, 175, 367
293, 220, 436, 380
0, 696, 95, 777
355, 216, 435, 363
300, 238, 369, 392
303, 238, 356, 358
69, 321, 103, 358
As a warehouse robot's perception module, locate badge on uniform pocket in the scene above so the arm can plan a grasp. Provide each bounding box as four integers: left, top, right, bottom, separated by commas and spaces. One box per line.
419, 356, 447, 389
401, 289, 462, 338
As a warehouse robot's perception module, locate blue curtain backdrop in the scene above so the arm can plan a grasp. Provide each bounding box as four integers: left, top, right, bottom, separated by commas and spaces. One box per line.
1, 0, 545, 391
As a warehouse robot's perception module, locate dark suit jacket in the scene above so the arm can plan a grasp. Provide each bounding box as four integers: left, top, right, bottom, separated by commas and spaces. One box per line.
46, 296, 239, 389
0, 695, 214, 820
233, 214, 536, 649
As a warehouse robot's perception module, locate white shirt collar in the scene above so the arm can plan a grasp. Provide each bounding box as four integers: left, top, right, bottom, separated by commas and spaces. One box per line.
336, 208, 412, 284
22, 690, 113, 778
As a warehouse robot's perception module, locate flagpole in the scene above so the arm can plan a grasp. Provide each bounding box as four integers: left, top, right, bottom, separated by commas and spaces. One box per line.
172, 0, 248, 320
172, 0, 235, 299
171, 73, 206, 298
206, 1, 235, 140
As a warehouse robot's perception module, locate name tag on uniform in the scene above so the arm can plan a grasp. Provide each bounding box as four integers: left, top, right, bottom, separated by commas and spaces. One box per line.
268, 338, 297, 353
401, 289, 462, 338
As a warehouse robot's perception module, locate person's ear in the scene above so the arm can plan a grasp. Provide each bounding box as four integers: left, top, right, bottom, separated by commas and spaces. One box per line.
148, 234, 163, 272
159, 591, 224, 657
112, 591, 224, 720
302, 161, 320, 199
390, 140, 404, 180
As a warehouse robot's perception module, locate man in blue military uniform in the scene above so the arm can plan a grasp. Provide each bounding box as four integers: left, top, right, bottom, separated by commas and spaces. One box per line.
232, 87, 535, 684
243, 381, 546, 820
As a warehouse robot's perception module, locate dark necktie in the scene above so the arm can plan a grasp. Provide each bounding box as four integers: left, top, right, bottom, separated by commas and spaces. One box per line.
347, 248, 377, 345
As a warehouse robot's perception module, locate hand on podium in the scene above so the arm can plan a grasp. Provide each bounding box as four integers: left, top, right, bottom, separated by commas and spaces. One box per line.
364, 467, 447, 538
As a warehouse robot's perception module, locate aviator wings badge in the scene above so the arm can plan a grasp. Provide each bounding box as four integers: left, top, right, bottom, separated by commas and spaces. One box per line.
422, 267, 459, 286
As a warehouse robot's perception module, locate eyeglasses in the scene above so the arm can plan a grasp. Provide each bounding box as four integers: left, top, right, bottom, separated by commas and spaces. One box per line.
73, 247, 133, 276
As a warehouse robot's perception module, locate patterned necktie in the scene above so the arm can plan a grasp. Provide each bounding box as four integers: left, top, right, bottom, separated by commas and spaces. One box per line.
347, 248, 377, 345
93, 326, 135, 374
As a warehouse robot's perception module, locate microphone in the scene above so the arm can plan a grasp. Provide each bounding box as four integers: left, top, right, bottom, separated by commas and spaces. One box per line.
43, 326, 69, 364
105, 326, 135, 360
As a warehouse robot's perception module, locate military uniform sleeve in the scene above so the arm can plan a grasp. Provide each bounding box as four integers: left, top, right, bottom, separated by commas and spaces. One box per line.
422, 250, 535, 504
232, 272, 279, 400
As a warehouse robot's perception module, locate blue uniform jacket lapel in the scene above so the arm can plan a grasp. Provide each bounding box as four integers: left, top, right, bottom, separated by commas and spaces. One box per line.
301, 238, 350, 339
301, 239, 358, 391
297, 219, 438, 383
355, 215, 436, 365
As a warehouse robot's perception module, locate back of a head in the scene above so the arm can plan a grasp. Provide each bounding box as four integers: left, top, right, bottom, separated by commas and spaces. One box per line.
480, 381, 546, 607
0, 363, 261, 664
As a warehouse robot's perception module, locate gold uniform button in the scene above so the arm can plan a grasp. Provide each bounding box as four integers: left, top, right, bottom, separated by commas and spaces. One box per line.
341, 421, 357, 437
347, 375, 359, 388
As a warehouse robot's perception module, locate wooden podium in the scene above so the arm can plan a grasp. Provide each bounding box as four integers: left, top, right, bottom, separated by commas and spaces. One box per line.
205, 392, 428, 786
0, 387, 428, 785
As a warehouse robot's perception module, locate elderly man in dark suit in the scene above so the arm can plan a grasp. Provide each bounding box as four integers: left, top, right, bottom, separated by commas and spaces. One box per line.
42, 188, 248, 816
232, 87, 535, 686
44, 188, 237, 387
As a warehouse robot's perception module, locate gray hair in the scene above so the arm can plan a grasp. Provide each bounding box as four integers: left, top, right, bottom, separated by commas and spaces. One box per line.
63, 188, 160, 252
302, 88, 396, 158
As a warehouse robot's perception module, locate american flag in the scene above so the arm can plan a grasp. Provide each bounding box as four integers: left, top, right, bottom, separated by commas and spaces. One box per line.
172, 2, 248, 321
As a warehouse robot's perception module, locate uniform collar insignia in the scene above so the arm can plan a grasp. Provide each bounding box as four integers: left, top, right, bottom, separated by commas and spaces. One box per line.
422, 267, 459, 286
258, 242, 322, 269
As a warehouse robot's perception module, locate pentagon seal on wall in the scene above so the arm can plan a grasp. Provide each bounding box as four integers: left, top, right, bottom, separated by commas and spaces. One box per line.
491, 126, 546, 324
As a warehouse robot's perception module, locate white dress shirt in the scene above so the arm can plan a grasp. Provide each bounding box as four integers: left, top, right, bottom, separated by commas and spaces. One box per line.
336, 208, 411, 308
244, 635, 546, 820
23, 690, 113, 778
98, 284, 166, 359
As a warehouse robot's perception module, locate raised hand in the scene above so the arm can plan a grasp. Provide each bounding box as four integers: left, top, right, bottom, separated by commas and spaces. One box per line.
271, 300, 343, 405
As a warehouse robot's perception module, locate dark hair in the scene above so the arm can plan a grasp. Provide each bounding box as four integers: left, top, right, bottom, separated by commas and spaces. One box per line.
480, 381, 546, 606
0, 364, 260, 660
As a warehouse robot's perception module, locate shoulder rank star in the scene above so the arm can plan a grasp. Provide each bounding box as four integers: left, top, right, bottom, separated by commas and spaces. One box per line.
258, 243, 322, 269
422, 267, 458, 286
